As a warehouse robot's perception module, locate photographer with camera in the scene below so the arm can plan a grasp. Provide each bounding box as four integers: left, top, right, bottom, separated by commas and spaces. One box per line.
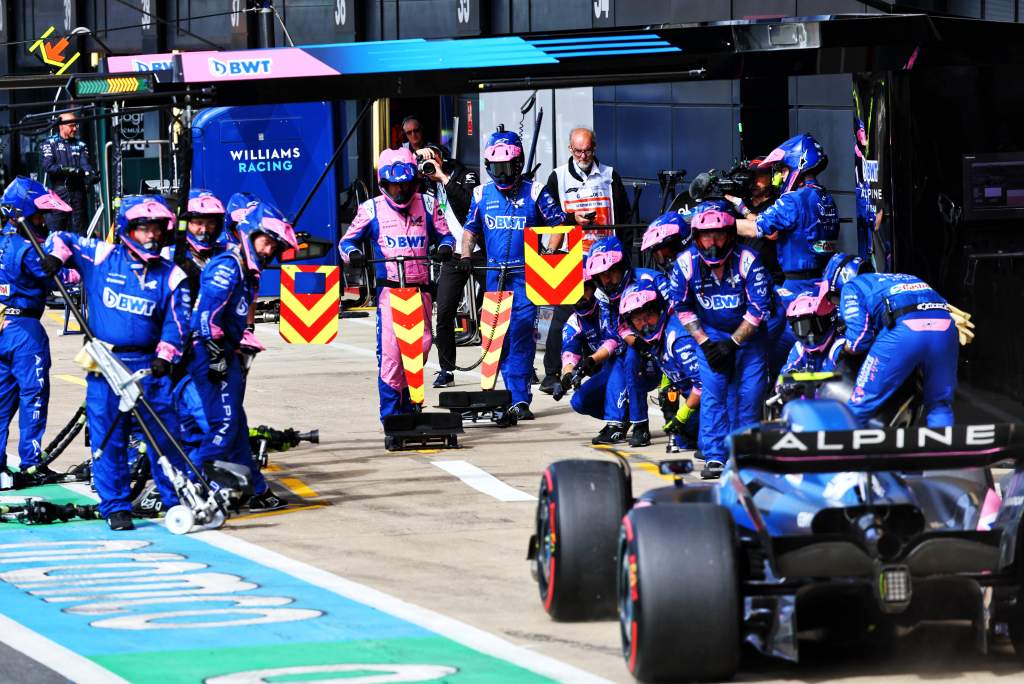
539, 128, 630, 394
417, 144, 483, 388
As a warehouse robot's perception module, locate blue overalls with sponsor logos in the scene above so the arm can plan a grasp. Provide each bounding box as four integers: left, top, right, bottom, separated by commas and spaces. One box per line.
840, 273, 958, 427
463, 180, 565, 406
755, 181, 841, 372
0, 224, 52, 468
655, 316, 703, 450
670, 245, 772, 463
49, 232, 192, 517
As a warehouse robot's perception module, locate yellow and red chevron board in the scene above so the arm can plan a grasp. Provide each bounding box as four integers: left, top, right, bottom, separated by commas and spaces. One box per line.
524, 225, 584, 305
479, 291, 514, 390
279, 266, 340, 344
389, 287, 427, 404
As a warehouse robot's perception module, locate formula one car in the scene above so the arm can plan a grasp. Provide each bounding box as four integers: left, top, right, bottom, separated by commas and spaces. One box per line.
529, 399, 1024, 682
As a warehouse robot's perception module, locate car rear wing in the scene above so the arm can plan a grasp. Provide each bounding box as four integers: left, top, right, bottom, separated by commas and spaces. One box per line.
729, 423, 1024, 474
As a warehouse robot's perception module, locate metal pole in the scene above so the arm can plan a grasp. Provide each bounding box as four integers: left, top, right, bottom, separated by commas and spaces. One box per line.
257, 1, 275, 48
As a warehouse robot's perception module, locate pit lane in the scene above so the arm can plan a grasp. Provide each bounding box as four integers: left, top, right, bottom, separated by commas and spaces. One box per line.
1, 311, 1017, 683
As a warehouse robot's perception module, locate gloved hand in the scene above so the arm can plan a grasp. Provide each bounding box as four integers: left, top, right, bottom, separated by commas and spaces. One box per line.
456, 256, 474, 275
60, 166, 81, 177
240, 326, 265, 357
700, 338, 736, 373
433, 245, 454, 262
947, 303, 976, 346
150, 357, 171, 379
347, 250, 365, 270
663, 403, 695, 435
578, 355, 598, 377
205, 339, 228, 382
552, 376, 568, 401
40, 254, 64, 277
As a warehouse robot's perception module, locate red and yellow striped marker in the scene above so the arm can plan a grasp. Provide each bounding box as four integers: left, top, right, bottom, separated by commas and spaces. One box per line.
389, 287, 427, 404
524, 225, 584, 306
279, 266, 340, 344
479, 291, 514, 391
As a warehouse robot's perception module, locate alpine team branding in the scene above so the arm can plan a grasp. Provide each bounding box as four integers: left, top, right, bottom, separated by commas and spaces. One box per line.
696, 293, 741, 310
102, 287, 156, 316
230, 147, 302, 173
133, 59, 173, 72
764, 424, 1001, 453
209, 57, 272, 77
888, 282, 930, 295
485, 215, 527, 230
382, 235, 427, 249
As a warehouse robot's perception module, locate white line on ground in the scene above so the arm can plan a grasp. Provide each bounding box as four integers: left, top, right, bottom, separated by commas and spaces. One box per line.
0, 614, 130, 684
195, 530, 610, 684
432, 459, 537, 502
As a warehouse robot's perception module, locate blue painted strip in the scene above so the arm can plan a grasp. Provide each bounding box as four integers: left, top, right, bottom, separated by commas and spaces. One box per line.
537, 41, 673, 52
543, 47, 682, 58
529, 34, 664, 45
0, 522, 428, 657
305, 37, 559, 74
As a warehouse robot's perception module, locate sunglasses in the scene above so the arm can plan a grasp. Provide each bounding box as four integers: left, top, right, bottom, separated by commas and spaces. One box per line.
404, 127, 422, 135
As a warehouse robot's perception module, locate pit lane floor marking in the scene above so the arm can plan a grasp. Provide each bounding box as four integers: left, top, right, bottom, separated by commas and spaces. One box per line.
56, 373, 87, 387
432, 460, 537, 502
590, 445, 675, 481
0, 490, 610, 684
277, 476, 318, 499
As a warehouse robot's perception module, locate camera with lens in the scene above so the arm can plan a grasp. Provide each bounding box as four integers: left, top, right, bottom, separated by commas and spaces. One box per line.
688, 161, 757, 202
418, 159, 438, 176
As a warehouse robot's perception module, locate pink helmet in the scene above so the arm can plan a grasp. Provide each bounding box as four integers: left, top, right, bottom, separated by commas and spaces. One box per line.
786, 281, 837, 352
185, 192, 225, 217
377, 148, 418, 209
236, 202, 299, 272
690, 209, 736, 266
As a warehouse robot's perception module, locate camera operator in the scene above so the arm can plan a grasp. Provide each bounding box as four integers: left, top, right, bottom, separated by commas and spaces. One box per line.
41, 113, 99, 234
539, 127, 630, 394
416, 144, 483, 388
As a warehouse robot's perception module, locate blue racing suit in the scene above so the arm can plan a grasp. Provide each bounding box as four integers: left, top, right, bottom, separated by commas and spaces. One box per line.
780, 338, 845, 376
189, 248, 269, 494
463, 180, 565, 405
562, 309, 625, 423
754, 181, 841, 372
655, 317, 702, 450
671, 245, 772, 463
840, 273, 957, 427
49, 233, 192, 517
597, 268, 670, 426
0, 224, 52, 468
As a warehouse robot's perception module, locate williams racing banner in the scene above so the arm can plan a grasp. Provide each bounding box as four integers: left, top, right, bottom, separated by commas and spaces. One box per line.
524, 226, 584, 306
279, 266, 340, 344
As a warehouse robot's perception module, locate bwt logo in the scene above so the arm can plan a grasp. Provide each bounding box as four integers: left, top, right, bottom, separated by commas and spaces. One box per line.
134, 59, 173, 72
383, 235, 426, 249
209, 58, 272, 77
696, 293, 741, 310
484, 215, 527, 231
103, 287, 156, 316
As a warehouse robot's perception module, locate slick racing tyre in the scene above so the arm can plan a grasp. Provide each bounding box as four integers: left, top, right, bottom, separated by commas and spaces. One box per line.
534, 459, 627, 621
619, 504, 740, 682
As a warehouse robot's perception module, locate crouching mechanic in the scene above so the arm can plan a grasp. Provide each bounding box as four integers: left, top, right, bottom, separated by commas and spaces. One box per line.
779, 281, 845, 376
619, 281, 702, 453
641, 210, 691, 274
0, 178, 71, 485
832, 268, 958, 428
191, 202, 298, 511
47, 195, 193, 530
671, 209, 771, 478
340, 148, 454, 423
584, 236, 667, 446
461, 128, 565, 420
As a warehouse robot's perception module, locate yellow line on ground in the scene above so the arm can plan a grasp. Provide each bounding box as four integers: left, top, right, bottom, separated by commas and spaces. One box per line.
346, 306, 377, 312
590, 444, 674, 481
228, 503, 327, 522
279, 477, 318, 499
264, 462, 283, 472
44, 311, 80, 331
56, 374, 86, 387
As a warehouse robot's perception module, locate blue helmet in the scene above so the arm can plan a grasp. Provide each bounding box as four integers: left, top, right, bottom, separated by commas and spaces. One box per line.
483, 129, 524, 190
116, 195, 176, 262
586, 235, 631, 299
678, 199, 731, 226
758, 133, 828, 193
619, 280, 669, 344
821, 252, 871, 300
1, 177, 71, 230
221, 191, 260, 249
235, 201, 299, 272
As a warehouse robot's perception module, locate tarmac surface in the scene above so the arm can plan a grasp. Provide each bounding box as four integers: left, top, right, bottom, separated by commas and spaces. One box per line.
3, 307, 1022, 683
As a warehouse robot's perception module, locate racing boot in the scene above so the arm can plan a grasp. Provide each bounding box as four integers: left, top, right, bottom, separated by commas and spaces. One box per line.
22, 464, 59, 486
432, 370, 454, 388
509, 401, 535, 421
248, 487, 290, 512
628, 421, 651, 448
131, 482, 165, 519
106, 510, 135, 531
538, 374, 560, 395
701, 460, 725, 480
592, 423, 626, 445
